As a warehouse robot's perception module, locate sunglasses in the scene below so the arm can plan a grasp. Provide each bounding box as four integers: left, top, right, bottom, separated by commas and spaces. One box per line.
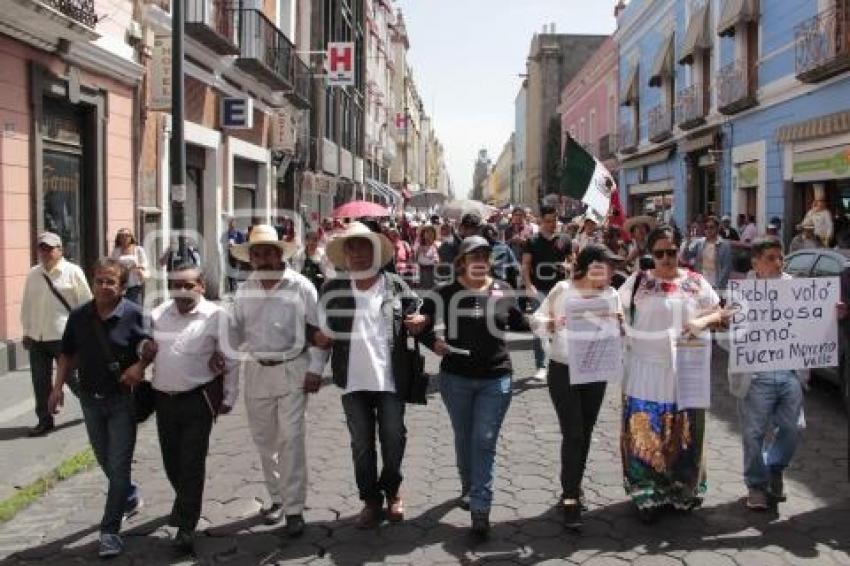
652, 249, 678, 260
37, 243, 56, 251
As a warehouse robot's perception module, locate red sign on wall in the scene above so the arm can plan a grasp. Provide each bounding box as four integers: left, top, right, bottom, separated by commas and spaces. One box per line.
326, 42, 355, 86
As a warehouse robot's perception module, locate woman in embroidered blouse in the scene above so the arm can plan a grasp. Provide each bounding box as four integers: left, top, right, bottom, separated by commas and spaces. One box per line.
414, 225, 440, 290
618, 225, 730, 523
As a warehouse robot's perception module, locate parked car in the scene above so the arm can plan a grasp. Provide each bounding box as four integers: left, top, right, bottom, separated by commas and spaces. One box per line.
784, 249, 850, 413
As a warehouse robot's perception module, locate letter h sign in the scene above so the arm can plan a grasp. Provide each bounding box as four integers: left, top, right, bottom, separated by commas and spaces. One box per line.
326, 42, 355, 86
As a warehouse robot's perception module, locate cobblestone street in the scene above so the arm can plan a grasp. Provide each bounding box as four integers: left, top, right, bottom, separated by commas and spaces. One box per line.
1, 345, 849, 565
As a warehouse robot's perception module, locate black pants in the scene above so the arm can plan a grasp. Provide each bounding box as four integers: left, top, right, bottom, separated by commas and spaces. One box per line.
546, 361, 606, 500
29, 340, 79, 425
155, 388, 214, 531
341, 391, 406, 505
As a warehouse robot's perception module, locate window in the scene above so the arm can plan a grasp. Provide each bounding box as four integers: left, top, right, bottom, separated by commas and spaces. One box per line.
785, 253, 816, 276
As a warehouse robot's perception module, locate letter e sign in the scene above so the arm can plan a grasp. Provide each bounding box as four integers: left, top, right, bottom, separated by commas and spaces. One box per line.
221, 98, 254, 129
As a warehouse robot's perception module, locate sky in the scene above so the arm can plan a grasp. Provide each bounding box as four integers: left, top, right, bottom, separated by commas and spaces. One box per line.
395, 0, 618, 198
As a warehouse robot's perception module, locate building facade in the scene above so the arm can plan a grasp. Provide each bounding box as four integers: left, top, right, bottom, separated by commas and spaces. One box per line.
483, 135, 514, 207
513, 80, 528, 205
0, 0, 143, 369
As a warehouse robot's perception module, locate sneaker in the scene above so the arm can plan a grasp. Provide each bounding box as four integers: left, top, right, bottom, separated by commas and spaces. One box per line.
470, 510, 490, 539
28, 420, 55, 437
768, 471, 786, 502
386, 495, 404, 522
123, 495, 143, 522
355, 501, 383, 530
561, 499, 582, 530
457, 493, 471, 511
173, 529, 194, 555
98, 533, 124, 559
260, 503, 284, 525
285, 514, 305, 537
533, 368, 547, 381
746, 487, 770, 511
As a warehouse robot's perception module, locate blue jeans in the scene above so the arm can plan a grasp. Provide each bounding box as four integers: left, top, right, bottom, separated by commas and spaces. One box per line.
439, 372, 512, 512
341, 391, 406, 504
532, 337, 546, 369
738, 371, 803, 490
80, 391, 137, 534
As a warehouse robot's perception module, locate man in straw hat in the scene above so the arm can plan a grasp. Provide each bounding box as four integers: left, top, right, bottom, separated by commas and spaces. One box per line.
623, 215, 656, 270
224, 224, 326, 537
315, 222, 431, 529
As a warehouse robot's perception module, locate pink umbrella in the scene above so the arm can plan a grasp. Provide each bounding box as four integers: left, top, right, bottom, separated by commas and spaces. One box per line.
332, 200, 390, 219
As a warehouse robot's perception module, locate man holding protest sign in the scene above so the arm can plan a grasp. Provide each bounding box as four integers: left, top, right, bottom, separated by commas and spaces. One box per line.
727, 238, 843, 510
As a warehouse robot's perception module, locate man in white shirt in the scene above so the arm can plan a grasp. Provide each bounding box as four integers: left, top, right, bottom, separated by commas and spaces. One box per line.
316, 222, 429, 529
226, 225, 326, 538
148, 264, 238, 554
20, 232, 92, 436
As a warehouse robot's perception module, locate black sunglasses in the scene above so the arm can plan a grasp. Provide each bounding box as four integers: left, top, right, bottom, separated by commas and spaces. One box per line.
652, 249, 678, 260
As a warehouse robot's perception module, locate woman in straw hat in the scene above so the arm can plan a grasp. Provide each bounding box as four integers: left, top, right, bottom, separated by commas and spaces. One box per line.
316, 222, 431, 529
226, 224, 323, 537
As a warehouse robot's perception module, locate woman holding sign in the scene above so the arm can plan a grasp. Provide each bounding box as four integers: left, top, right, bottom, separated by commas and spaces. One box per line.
420, 236, 529, 540
619, 225, 729, 523
531, 244, 625, 529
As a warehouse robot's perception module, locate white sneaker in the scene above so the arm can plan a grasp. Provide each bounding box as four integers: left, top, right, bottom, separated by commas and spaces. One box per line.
533, 368, 548, 381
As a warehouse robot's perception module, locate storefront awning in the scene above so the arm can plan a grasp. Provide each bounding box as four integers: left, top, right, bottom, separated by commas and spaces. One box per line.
621, 63, 640, 106
776, 110, 850, 143
679, 129, 718, 153
629, 179, 674, 196
621, 148, 673, 169
679, 4, 711, 65
366, 179, 401, 205
718, 0, 759, 37
648, 34, 674, 87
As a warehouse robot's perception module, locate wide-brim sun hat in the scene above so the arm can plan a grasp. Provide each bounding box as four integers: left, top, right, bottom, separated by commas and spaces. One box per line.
325, 221, 395, 270
623, 215, 657, 234
230, 224, 298, 263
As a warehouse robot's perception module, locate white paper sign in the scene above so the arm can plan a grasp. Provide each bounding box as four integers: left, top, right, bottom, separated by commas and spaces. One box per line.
563, 297, 623, 385
727, 277, 840, 373
675, 338, 711, 409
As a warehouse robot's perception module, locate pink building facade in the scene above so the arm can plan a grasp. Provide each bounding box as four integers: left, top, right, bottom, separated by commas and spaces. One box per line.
559, 37, 619, 174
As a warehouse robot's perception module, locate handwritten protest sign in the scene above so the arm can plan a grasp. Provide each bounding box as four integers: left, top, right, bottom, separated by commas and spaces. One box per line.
562, 297, 624, 384
727, 277, 840, 373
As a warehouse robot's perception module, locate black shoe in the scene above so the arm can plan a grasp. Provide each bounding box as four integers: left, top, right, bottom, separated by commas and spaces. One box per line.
261, 503, 284, 525
470, 511, 490, 539
28, 421, 54, 437
636, 506, 660, 525
561, 500, 582, 530
173, 529, 194, 555
768, 471, 786, 502
123, 495, 143, 522
457, 493, 470, 511
285, 514, 305, 537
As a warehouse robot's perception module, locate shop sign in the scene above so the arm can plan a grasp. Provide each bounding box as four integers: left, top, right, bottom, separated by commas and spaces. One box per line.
221, 98, 254, 129
151, 34, 172, 111
326, 42, 355, 86
792, 145, 850, 182
271, 109, 295, 152
736, 161, 759, 189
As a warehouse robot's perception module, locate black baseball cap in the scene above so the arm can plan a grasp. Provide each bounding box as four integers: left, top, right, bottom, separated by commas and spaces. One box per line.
460, 212, 482, 227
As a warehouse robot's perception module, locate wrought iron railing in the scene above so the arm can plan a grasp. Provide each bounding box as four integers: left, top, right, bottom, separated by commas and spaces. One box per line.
795, 0, 850, 82
238, 8, 294, 86
676, 83, 706, 127
291, 54, 312, 107
648, 103, 672, 141
43, 0, 97, 27
618, 120, 637, 153
186, 0, 237, 47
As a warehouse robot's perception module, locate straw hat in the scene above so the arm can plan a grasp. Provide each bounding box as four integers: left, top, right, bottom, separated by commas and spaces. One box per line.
230, 224, 298, 263
325, 221, 394, 270
623, 215, 657, 234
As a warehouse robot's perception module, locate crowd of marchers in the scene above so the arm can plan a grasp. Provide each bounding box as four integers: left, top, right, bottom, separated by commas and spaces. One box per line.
17, 201, 849, 559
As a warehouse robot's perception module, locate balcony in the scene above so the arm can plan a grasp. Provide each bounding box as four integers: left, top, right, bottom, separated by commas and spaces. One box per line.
718, 60, 757, 114
598, 134, 615, 161
676, 83, 707, 130
287, 54, 312, 109
618, 121, 638, 154
42, 0, 96, 26
648, 104, 673, 143
236, 8, 294, 90
0, 0, 99, 42
795, 0, 850, 83
185, 0, 239, 55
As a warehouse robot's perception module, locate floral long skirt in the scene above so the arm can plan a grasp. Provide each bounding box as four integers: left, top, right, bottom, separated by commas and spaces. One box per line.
621, 356, 707, 510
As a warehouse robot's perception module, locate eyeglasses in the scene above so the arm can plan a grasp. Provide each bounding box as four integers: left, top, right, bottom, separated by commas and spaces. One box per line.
652, 249, 678, 260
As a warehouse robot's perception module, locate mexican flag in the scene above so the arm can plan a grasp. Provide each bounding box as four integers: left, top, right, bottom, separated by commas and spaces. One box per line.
559, 135, 616, 219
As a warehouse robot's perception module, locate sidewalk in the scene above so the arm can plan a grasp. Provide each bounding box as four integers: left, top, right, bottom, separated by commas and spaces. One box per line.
0, 368, 88, 502
1, 348, 849, 564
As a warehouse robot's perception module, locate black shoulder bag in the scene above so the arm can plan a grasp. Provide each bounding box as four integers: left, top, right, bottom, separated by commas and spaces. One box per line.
42, 274, 72, 312
89, 315, 155, 423
388, 276, 428, 405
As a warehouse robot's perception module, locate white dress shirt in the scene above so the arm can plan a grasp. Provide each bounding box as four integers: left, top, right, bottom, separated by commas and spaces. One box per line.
344, 276, 395, 394
231, 268, 325, 374
21, 258, 92, 341
150, 297, 239, 407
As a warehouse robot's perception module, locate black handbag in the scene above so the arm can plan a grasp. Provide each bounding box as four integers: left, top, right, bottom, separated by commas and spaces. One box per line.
89, 315, 155, 423
394, 330, 428, 405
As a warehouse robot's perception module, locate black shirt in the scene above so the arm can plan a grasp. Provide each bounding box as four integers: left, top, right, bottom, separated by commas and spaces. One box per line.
420, 279, 529, 379
522, 233, 572, 293
61, 299, 149, 397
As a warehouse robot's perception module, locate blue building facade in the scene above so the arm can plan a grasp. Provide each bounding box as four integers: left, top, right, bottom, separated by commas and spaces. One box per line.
615, 0, 850, 243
